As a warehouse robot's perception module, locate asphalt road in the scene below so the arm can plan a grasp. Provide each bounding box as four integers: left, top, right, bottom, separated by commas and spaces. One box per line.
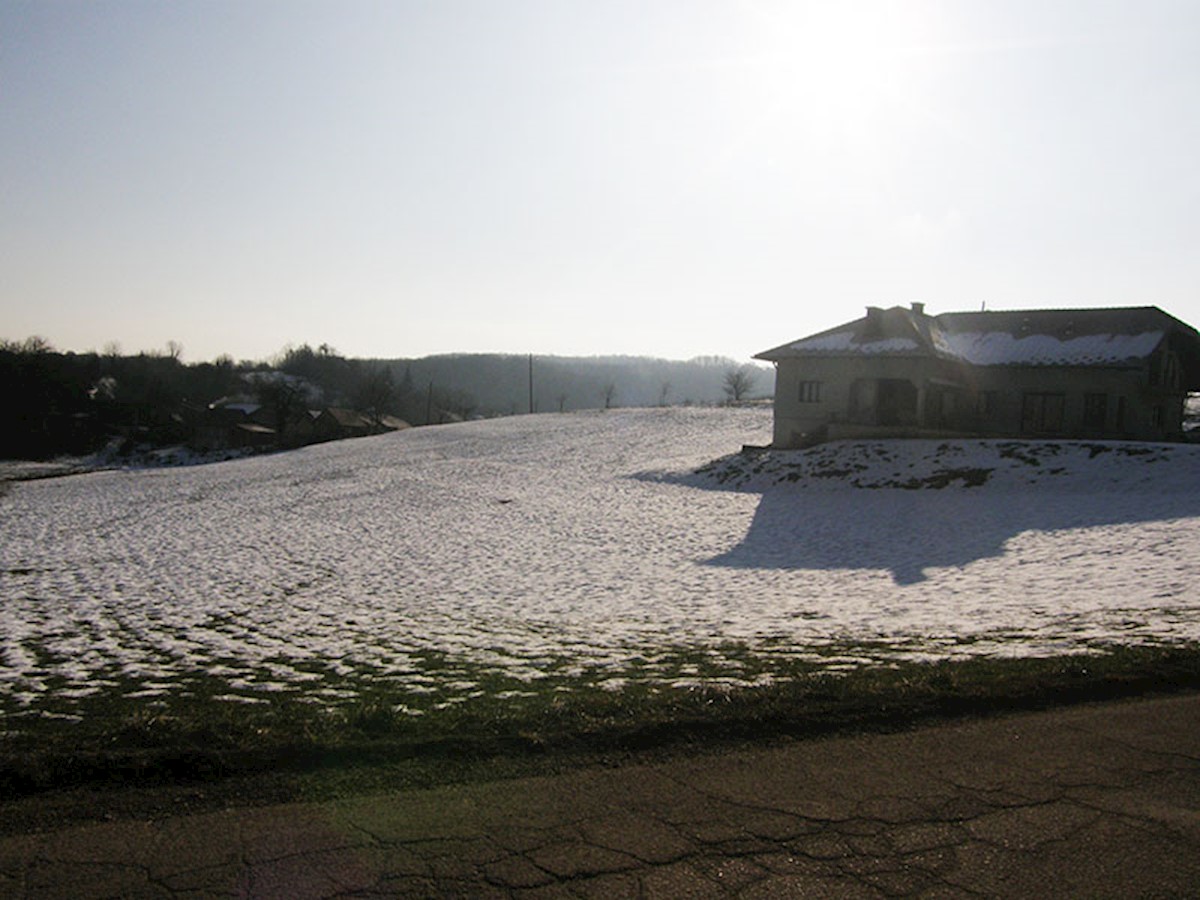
4, 693, 1199, 898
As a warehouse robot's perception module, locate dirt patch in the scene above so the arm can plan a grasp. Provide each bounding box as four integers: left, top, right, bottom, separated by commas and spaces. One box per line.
884, 467, 993, 490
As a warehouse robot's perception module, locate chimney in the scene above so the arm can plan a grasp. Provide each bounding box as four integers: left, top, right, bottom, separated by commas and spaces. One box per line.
910, 301, 926, 316
866, 306, 883, 321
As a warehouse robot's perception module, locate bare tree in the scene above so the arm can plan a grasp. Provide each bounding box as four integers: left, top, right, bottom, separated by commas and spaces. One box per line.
556, 393, 568, 413
658, 381, 672, 407
253, 376, 308, 433
14, 335, 53, 354
723, 366, 757, 403
602, 382, 617, 409
354, 366, 396, 425
442, 388, 477, 421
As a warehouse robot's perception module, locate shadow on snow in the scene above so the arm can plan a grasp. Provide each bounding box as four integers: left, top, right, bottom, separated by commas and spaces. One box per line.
704, 481, 1200, 586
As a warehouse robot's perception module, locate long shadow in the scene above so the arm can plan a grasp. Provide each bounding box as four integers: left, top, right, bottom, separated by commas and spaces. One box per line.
708, 483, 1200, 586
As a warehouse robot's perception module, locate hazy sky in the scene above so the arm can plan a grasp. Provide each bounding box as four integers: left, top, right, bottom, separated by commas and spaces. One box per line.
3, 1, 1198, 363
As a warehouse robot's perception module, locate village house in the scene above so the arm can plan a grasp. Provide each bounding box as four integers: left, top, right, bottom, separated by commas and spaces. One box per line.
312, 407, 411, 442
755, 304, 1200, 448
192, 399, 408, 450
313, 407, 373, 442
191, 397, 276, 451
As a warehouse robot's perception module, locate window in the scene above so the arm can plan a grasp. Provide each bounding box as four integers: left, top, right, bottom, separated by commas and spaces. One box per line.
1083, 393, 1107, 430
798, 381, 822, 403
1021, 392, 1065, 433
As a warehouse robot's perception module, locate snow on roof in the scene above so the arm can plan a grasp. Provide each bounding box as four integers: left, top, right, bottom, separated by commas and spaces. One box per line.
222, 402, 261, 415
788, 332, 921, 354
937, 329, 1165, 367
760, 305, 1188, 367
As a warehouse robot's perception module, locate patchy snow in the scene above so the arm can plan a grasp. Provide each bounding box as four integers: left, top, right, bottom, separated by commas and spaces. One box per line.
939, 330, 1165, 366
0, 443, 269, 484
2, 406, 1199, 711
788, 332, 921, 353
783, 325, 1164, 366
215, 402, 261, 415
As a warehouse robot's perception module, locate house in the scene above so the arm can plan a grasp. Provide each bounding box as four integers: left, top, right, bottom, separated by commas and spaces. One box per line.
375, 414, 412, 433
313, 407, 373, 442
192, 397, 274, 451
755, 304, 1200, 448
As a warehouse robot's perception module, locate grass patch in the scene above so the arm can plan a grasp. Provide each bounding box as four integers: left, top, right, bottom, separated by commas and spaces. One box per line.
4, 642, 1200, 809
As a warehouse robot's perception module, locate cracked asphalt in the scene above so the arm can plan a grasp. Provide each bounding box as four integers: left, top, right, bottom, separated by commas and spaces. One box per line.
4, 693, 1200, 898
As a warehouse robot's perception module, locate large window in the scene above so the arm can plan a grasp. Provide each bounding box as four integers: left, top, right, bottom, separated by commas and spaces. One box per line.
1021, 392, 1065, 433
798, 381, 822, 403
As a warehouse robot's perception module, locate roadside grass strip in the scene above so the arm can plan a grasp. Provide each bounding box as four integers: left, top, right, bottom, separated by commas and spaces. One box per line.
4, 641, 1200, 797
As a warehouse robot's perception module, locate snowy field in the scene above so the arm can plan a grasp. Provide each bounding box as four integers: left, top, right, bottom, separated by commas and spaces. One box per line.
3, 406, 1200, 714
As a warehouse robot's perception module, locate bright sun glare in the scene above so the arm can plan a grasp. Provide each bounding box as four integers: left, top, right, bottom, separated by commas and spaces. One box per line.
744, 1, 937, 151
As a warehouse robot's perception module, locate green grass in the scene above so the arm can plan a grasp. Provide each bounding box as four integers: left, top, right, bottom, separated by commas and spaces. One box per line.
5, 641, 1200, 806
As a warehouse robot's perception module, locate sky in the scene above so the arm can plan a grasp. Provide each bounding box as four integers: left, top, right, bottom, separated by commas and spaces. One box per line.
2, 1, 1199, 364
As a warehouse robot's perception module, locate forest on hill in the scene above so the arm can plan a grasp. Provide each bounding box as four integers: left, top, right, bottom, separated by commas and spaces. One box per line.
377, 353, 770, 416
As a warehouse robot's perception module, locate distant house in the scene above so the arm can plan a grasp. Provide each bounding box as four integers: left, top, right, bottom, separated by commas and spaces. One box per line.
375, 414, 412, 433
193, 397, 275, 450
277, 410, 318, 448
755, 304, 1200, 448
313, 407, 373, 442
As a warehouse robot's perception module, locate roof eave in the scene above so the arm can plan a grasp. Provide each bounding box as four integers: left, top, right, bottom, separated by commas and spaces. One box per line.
755, 348, 936, 361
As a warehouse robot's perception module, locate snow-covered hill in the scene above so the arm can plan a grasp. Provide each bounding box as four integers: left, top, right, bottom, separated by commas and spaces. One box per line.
2, 407, 1199, 712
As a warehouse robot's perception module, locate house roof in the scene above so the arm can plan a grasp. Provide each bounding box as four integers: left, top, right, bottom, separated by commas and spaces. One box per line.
377, 415, 411, 431
756, 305, 1200, 383
320, 407, 371, 429
208, 396, 262, 416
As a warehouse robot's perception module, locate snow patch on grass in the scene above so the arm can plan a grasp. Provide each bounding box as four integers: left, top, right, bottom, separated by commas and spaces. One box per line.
2, 407, 1199, 714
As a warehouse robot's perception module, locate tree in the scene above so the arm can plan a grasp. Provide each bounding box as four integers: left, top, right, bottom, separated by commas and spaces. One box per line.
9, 335, 53, 354
602, 382, 617, 409
253, 374, 308, 431
723, 366, 756, 403
441, 388, 477, 421
354, 365, 396, 424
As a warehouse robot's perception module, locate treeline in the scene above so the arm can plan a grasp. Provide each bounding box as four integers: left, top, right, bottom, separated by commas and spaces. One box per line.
0, 339, 425, 460
375, 353, 768, 415
1, 337, 769, 460
2, 338, 238, 459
